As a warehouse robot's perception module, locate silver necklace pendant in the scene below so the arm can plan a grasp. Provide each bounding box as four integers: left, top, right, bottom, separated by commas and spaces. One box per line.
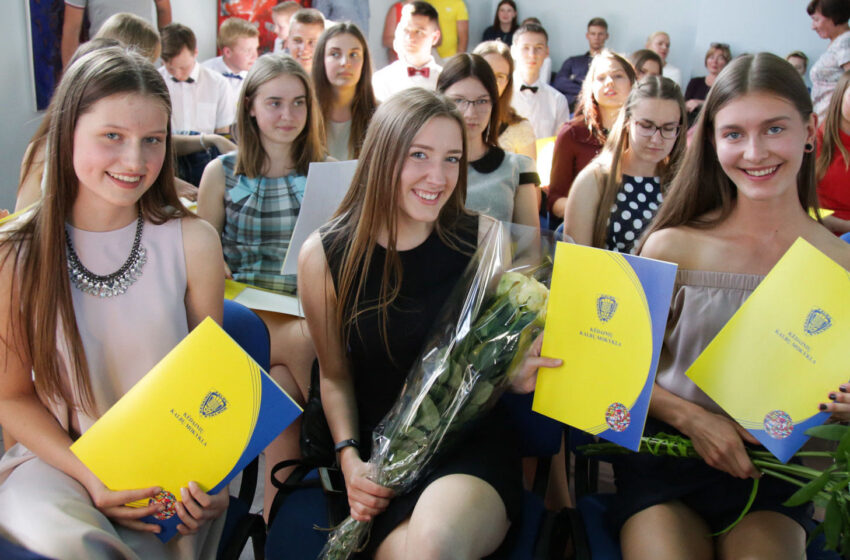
66, 213, 147, 298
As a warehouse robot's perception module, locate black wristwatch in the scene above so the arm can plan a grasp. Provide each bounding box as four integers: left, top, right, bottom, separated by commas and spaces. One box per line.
334, 438, 360, 454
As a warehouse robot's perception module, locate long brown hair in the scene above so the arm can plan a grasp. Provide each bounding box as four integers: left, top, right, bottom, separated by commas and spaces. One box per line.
312, 23, 377, 159
643, 53, 819, 240
575, 50, 637, 144
235, 53, 325, 177
589, 76, 686, 248
473, 40, 525, 127
436, 53, 500, 147
816, 70, 850, 181
3, 47, 184, 415
325, 89, 475, 354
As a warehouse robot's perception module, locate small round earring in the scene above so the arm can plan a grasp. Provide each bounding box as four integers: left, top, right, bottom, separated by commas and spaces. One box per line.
804, 142, 814, 153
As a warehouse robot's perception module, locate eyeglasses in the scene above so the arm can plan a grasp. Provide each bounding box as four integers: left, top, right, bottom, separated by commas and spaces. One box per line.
450, 97, 492, 111
633, 120, 680, 139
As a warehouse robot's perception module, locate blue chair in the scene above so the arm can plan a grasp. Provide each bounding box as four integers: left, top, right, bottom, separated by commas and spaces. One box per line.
265, 392, 568, 560
564, 427, 840, 560
217, 300, 270, 560
0, 536, 52, 560
840, 232, 850, 244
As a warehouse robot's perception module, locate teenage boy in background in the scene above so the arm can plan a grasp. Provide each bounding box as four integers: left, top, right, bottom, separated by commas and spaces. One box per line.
372, 1, 442, 102
204, 17, 259, 98
553, 17, 609, 112
287, 8, 325, 70
511, 22, 569, 139
272, 1, 301, 53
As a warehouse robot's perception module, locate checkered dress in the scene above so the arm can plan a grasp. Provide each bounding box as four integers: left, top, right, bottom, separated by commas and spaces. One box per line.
220, 153, 305, 294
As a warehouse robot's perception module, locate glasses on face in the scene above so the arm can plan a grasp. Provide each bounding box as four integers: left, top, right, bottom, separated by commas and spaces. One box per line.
450, 97, 492, 112
634, 120, 680, 139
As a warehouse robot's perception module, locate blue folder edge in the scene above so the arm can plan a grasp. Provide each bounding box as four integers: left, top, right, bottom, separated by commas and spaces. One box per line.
596, 254, 677, 451
747, 411, 830, 464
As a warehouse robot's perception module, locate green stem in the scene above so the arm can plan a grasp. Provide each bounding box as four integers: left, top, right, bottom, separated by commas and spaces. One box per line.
712, 478, 760, 536
758, 467, 809, 489
751, 460, 823, 481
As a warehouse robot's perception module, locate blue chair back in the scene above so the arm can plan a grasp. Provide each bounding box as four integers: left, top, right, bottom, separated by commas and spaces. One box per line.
840, 232, 850, 244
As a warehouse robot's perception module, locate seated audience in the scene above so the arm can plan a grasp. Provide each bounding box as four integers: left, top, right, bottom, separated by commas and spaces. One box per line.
816, 69, 850, 234
630, 49, 663, 81
381, 0, 414, 62
313, 23, 377, 160
96, 12, 161, 61
474, 40, 537, 160
548, 50, 635, 225
287, 8, 325, 70
313, 0, 370, 35
197, 53, 323, 516
298, 87, 559, 560
553, 17, 609, 112
517, 17, 551, 83
646, 31, 682, 87
431, 0, 468, 58
437, 53, 540, 227
61, 0, 171, 65
373, 1, 442, 102
619, 52, 850, 560
564, 76, 685, 253
482, 0, 518, 46
807, 0, 850, 121
0, 46, 227, 559
685, 42, 731, 126
510, 23, 569, 140
159, 23, 237, 187
786, 50, 809, 77
272, 1, 301, 53
203, 17, 260, 98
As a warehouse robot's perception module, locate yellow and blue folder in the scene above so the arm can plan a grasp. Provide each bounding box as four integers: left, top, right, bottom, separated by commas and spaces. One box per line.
70, 317, 302, 542
533, 242, 677, 451
686, 238, 849, 463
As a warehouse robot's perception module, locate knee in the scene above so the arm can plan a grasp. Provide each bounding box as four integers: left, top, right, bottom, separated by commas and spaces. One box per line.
405, 520, 470, 560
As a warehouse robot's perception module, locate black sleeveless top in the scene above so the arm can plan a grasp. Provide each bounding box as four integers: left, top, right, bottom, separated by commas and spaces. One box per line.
321, 213, 479, 432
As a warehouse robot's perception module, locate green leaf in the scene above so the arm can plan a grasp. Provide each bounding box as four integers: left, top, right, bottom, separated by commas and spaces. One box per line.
783, 468, 834, 507
825, 497, 841, 550
712, 477, 759, 536
837, 428, 850, 465
806, 424, 850, 441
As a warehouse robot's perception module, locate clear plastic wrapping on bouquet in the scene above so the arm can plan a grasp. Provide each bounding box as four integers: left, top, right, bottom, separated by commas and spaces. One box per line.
320, 222, 556, 559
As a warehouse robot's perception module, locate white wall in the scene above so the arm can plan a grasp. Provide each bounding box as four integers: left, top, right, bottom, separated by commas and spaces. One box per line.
0, 0, 831, 210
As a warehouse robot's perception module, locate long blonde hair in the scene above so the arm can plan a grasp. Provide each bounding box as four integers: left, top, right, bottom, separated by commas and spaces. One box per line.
589, 76, 686, 248
816, 70, 850, 181
325, 89, 475, 355
235, 53, 325, 177
3, 47, 184, 415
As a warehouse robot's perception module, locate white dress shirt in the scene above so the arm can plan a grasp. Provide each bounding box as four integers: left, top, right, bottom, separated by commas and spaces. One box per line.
663, 63, 683, 88
372, 58, 443, 102
202, 56, 247, 100
159, 62, 236, 134
511, 75, 569, 140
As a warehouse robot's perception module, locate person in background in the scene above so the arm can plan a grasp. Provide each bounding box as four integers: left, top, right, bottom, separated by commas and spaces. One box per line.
204, 17, 260, 99
313, 0, 370, 36
482, 0, 518, 46
553, 17, 609, 112
518, 17, 551, 83
511, 22, 569, 140
630, 49, 663, 81
159, 23, 237, 187
96, 12, 161, 61
272, 1, 301, 53
548, 50, 635, 227
816, 69, 850, 235
646, 31, 681, 87
684, 43, 731, 126
807, 0, 850, 121
372, 1, 442, 102
787, 50, 809, 77
564, 76, 686, 254
381, 0, 414, 62
431, 0, 468, 59
474, 40, 537, 161
61, 0, 171, 66
313, 23, 377, 160
437, 53, 540, 228
287, 8, 325, 70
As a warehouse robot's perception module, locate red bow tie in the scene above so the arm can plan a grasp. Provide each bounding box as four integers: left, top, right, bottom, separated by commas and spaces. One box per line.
407, 66, 430, 78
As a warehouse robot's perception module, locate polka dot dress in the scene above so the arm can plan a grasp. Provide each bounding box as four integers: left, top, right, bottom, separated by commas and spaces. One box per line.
605, 175, 663, 254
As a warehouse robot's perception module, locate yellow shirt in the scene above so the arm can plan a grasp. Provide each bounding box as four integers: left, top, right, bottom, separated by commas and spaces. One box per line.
431, 0, 468, 59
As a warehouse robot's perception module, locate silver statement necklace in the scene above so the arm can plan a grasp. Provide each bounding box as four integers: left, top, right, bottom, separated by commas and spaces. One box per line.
65, 212, 147, 297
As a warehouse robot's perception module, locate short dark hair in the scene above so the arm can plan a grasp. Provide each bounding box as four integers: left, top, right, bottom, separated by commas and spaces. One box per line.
436, 53, 501, 147
588, 17, 608, 30
512, 22, 548, 45
160, 23, 196, 61
290, 8, 325, 27
409, 1, 439, 24
807, 0, 850, 25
